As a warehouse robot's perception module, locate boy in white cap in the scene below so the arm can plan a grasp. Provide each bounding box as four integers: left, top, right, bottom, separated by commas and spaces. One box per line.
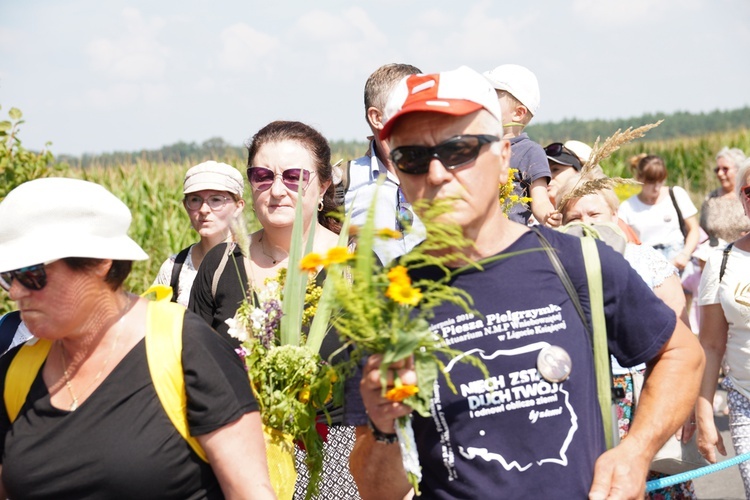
484, 64, 560, 227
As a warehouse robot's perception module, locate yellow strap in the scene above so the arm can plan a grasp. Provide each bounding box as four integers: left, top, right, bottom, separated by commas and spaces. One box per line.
580, 236, 615, 449
4, 338, 53, 423
141, 284, 174, 302
145, 300, 208, 462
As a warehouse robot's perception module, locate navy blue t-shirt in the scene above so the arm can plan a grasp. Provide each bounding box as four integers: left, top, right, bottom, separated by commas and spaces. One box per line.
355, 228, 676, 498
508, 133, 551, 225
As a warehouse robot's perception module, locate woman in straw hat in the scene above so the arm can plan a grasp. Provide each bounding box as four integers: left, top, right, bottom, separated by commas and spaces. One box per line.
0, 178, 274, 499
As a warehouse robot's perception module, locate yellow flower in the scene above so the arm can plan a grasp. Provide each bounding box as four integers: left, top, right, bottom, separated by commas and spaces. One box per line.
377, 227, 403, 239
386, 281, 423, 306
324, 246, 353, 265
386, 384, 419, 402
300, 253, 324, 271
387, 265, 411, 286
298, 387, 311, 404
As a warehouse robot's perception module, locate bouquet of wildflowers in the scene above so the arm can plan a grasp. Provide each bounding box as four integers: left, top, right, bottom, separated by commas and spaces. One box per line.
308, 195, 488, 495
499, 167, 532, 216
226, 196, 349, 500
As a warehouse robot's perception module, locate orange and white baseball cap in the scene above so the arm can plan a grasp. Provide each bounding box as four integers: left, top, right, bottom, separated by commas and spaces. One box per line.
380, 66, 503, 141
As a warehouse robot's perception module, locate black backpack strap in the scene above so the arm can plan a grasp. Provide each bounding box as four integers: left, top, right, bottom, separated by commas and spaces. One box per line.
169, 246, 192, 303
719, 243, 734, 283
668, 186, 687, 239
0, 311, 22, 353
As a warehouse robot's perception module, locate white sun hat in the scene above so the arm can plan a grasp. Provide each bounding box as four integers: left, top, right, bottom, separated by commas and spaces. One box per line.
482, 64, 541, 116
0, 177, 148, 273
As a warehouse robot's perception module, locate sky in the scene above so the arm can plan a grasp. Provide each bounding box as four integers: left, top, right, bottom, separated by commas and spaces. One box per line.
1, 0, 749, 157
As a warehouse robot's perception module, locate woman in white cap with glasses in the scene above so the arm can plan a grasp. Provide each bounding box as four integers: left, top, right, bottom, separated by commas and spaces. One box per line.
190, 120, 361, 499
0, 178, 274, 499
153, 161, 245, 306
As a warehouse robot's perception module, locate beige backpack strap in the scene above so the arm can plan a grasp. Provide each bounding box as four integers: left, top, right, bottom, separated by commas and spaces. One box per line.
145, 300, 208, 462
4, 338, 53, 422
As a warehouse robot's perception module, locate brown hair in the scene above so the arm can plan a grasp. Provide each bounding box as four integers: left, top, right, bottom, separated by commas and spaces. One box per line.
364, 63, 422, 116
63, 258, 133, 291
246, 121, 340, 233
629, 153, 667, 183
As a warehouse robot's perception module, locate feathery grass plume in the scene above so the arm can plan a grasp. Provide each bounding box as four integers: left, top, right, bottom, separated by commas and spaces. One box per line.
557, 121, 663, 212
582, 120, 664, 175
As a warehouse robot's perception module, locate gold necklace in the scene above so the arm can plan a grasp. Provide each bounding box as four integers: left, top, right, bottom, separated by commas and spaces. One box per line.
59, 295, 130, 411
258, 231, 287, 265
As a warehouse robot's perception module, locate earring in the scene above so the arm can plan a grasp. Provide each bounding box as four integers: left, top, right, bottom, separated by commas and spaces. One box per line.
318, 199, 324, 212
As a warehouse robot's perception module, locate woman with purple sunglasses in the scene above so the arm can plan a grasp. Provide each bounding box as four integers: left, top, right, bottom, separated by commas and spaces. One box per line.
189, 120, 361, 499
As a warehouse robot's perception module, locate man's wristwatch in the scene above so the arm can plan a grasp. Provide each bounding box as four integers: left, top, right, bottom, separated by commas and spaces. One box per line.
367, 417, 398, 444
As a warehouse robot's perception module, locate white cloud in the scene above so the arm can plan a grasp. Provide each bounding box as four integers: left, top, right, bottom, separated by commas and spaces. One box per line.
290, 7, 390, 78
86, 7, 170, 81
571, 0, 702, 26
217, 23, 279, 72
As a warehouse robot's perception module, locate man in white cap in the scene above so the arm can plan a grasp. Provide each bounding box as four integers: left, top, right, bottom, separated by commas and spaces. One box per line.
348, 66, 704, 499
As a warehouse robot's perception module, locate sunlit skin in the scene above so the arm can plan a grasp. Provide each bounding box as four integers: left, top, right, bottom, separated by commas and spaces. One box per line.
637, 179, 666, 205
247, 139, 339, 287
715, 155, 738, 195
562, 194, 617, 225
547, 162, 578, 205
184, 189, 244, 241
388, 110, 525, 262
250, 140, 328, 233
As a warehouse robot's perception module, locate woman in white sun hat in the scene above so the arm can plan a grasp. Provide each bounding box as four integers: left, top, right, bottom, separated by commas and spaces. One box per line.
152, 161, 246, 306
0, 177, 273, 499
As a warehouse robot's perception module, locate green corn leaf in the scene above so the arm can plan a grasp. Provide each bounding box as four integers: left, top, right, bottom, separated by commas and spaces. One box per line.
307, 209, 352, 353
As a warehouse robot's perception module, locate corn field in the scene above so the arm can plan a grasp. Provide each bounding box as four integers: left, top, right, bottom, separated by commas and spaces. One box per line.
1, 129, 749, 314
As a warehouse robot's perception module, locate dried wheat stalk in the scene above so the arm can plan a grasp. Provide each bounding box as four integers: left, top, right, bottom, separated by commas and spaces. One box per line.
557, 120, 663, 210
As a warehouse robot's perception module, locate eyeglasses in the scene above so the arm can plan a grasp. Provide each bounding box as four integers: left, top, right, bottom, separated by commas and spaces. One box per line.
741, 184, 750, 200
246, 167, 314, 192
544, 142, 576, 158
390, 134, 499, 175
184, 194, 233, 211
714, 166, 732, 174
396, 187, 413, 232
0, 262, 53, 291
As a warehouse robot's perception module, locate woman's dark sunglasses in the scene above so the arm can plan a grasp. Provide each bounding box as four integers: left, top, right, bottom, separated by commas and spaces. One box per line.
390, 134, 500, 175
544, 142, 575, 158
246, 167, 313, 191
0, 262, 50, 291
741, 184, 750, 200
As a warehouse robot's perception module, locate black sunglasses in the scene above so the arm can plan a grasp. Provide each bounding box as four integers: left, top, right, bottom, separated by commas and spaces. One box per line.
390, 134, 499, 175
544, 142, 576, 158
246, 167, 314, 192
0, 262, 51, 291
741, 184, 750, 199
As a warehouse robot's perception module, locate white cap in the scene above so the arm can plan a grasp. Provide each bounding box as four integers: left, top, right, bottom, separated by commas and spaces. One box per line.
483, 64, 541, 116
564, 140, 593, 165
0, 178, 148, 272
183, 161, 244, 197
380, 66, 504, 140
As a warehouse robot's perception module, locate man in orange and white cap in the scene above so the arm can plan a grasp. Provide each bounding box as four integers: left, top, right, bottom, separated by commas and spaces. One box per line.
348, 66, 704, 499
